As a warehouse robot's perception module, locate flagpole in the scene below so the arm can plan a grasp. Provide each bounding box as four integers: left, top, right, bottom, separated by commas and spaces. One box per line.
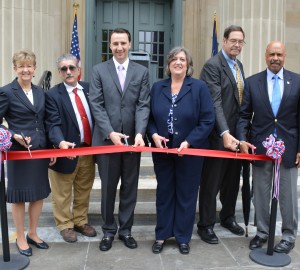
73, 3, 79, 16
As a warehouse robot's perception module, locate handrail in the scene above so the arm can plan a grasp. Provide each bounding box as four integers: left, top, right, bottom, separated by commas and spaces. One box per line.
38, 70, 52, 92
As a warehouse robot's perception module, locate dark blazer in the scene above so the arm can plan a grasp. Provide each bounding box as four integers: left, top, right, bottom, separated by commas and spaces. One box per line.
0, 78, 47, 150
147, 76, 215, 148
89, 59, 150, 146
237, 69, 300, 168
45, 81, 92, 173
200, 50, 245, 150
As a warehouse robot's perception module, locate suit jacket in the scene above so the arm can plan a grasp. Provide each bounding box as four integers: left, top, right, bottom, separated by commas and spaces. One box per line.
0, 78, 47, 150
147, 76, 215, 148
89, 59, 150, 146
200, 51, 245, 150
237, 69, 300, 168
45, 81, 93, 173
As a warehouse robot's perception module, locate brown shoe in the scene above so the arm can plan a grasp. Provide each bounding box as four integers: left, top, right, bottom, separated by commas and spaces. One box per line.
60, 228, 77, 243
74, 224, 97, 237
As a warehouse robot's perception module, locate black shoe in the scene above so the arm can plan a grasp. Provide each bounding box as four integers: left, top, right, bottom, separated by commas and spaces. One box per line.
119, 234, 137, 249
99, 236, 114, 251
16, 240, 32, 257
274, 240, 295, 254
26, 234, 49, 249
197, 228, 219, 244
152, 240, 165, 254
221, 219, 244, 236
178, 243, 190, 254
249, 235, 267, 250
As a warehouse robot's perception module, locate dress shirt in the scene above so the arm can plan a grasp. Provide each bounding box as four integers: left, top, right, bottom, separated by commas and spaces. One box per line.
113, 57, 129, 77
266, 68, 284, 103
64, 82, 93, 143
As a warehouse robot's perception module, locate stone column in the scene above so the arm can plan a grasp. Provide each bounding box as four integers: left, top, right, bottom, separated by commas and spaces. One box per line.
0, 0, 66, 86
220, 0, 286, 77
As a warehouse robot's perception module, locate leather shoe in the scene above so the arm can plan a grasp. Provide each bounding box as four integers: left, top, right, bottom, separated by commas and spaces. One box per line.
249, 235, 267, 250
60, 228, 77, 243
74, 224, 97, 237
99, 236, 114, 251
178, 243, 190, 254
26, 234, 49, 249
119, 234, 137, 249
152, 240, 165, 254
221, 219, 244, 236
16, 240, 32, 257
274, 240, 295, 254
197, 228, 219, 244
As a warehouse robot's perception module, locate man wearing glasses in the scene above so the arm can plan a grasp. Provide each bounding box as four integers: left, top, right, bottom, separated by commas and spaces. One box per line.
197, 25, 250, 244
45, 54, 96, 243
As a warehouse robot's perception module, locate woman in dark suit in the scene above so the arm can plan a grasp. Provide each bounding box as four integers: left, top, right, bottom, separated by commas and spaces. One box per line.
147, 47, 215, 254
0, 50, 55, 256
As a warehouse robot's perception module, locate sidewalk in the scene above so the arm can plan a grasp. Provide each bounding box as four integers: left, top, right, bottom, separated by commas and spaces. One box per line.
1, 223, 300, 270
1, 159, 300, 269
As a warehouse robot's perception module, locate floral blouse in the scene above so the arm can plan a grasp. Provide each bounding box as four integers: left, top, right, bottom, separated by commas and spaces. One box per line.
167, 93, 178, 134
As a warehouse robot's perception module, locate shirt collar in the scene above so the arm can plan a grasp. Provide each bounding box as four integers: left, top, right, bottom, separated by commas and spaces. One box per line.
266, 68, 284, 81
113, 57, 129, 71
222, 49, 236, 67
64, 82, 84, 94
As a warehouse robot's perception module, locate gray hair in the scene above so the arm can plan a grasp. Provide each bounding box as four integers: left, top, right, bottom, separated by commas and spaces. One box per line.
165, 47, 194, 77
56, 54, 78, 69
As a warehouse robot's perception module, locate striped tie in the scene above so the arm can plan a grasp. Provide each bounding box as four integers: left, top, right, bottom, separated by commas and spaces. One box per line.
235, 62, 243, 104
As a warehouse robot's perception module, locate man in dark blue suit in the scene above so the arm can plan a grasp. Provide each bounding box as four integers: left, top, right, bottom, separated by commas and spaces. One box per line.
238, 41, 300, 254
45, 54, 96, 243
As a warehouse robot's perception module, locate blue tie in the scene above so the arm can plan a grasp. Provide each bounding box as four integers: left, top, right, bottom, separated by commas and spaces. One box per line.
272, 75, 281, 116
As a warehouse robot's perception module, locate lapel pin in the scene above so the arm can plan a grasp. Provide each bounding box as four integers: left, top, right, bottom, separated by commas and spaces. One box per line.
287, 81, 290, 84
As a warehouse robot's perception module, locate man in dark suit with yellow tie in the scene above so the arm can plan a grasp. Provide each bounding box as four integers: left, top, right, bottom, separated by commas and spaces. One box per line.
238, 41, 300, 254
197, 25, 249, 244
89, 28, 150, 251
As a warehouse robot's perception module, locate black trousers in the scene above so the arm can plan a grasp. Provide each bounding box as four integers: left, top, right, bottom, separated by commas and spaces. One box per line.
197, 156, 241, 229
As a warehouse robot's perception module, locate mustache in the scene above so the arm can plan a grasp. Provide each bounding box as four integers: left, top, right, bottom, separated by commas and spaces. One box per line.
270, 60, 280, 64
66, 74, 73, 78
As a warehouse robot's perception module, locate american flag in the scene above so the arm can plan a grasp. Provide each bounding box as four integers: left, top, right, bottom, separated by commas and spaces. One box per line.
70, 12, 81, 80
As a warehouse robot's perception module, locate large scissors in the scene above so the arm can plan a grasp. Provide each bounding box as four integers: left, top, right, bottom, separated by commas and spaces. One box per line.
21, 132, 32, 158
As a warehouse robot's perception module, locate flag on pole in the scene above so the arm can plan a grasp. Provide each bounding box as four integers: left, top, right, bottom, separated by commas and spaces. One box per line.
211, 13, 219, 56
70, 11, 81, 80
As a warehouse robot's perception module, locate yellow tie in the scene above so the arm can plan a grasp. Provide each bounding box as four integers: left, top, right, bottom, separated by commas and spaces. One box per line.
235, 63, 243, 104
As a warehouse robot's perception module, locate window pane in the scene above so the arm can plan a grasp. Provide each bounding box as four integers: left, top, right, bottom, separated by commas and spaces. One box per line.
139, 31, 144, 42
139, 44, 144, 51
159, 44, 164, 54
159, 32, 164, 42
145, 44, 151, 53
102, 42, 107, 53
159, 56, 164, 66
102, 30, 108, 41
153, 32, 158, 42
152, 44, 157, 55
146, 32, 152, 42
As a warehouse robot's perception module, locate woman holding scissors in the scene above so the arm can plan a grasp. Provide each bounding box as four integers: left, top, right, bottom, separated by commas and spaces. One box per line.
147, 47, 215, 254
0, 50, 55, 256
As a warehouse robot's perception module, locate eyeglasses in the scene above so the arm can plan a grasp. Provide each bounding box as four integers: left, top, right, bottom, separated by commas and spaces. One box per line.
228, 39, 246, 46
60, 65, 77, 72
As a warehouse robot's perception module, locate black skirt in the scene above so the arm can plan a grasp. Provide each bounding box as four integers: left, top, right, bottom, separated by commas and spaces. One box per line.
6, 158, 51, 203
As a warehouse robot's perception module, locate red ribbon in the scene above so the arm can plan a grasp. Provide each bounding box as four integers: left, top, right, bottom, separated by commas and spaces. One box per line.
2, 145, 271, 161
